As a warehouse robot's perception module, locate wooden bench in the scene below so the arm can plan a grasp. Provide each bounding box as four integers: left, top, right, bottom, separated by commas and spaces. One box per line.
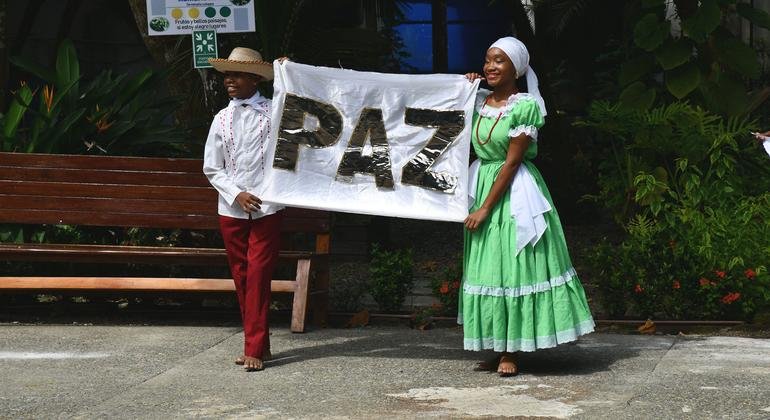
0, 152, 330, 332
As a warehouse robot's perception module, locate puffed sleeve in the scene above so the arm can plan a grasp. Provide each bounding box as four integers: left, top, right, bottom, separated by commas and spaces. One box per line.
508, 97, 544, 142
202, 113, 242, 206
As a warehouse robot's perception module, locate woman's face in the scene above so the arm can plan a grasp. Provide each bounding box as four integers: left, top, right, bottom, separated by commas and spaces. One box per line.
483, 47, 516, 88
223, 71, 262, 99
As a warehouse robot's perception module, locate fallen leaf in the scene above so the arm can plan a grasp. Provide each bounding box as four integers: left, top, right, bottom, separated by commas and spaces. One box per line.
638, 319, 656, 334
346, 309, 369, 328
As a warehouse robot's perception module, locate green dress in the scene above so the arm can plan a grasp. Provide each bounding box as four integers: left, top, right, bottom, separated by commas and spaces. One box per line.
460, 91, 594, 352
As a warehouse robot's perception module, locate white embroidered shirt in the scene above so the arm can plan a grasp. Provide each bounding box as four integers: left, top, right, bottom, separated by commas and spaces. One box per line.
203, 92, 283, 219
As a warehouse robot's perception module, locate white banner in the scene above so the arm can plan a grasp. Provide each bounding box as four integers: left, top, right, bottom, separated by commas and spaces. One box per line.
262, 62, 479, 222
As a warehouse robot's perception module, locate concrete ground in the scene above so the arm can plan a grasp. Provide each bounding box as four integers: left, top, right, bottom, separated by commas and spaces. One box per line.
1, 322, 769, 419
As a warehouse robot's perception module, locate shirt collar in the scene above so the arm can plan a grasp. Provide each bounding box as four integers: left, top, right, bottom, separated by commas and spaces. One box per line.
228, 92, 270, 115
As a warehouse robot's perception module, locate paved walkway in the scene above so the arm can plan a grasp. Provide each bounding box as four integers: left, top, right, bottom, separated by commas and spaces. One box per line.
1, 323, 769, 419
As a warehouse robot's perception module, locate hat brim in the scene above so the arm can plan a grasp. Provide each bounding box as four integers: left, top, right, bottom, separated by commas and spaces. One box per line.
208, 58, 274, 81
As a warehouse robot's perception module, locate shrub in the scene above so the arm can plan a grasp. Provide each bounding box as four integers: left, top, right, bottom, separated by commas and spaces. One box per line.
430, 256, 462, 315
581, 101, 770, 320
369, 244, 414, 312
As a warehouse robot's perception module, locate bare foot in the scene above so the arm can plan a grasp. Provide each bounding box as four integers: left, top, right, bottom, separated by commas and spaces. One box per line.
235, 348, 271, 365
497, 353, 518, 377
473, 355, 500, 372
243, 356, 264, 372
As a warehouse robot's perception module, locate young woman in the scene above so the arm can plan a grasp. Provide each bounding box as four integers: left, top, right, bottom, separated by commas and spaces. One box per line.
461, 37, 594, 376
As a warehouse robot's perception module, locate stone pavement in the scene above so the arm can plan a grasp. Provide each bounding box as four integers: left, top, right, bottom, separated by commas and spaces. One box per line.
1, 323, 769, 419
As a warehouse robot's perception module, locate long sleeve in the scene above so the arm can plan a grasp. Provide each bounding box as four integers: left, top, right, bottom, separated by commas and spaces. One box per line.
202, 119, 241, 206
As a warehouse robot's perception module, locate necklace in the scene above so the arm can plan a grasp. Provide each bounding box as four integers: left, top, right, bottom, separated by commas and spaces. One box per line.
475, 95, 504, 146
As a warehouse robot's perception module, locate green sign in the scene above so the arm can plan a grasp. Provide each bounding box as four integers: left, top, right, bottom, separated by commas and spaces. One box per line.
192, 30, 217, 68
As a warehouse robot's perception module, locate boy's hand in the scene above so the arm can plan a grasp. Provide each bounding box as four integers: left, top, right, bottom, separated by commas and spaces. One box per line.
277, 57, 290, 64
235, 191, 262, 213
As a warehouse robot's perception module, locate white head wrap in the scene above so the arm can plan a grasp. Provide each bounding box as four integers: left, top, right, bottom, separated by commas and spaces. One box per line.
488, 36, 547, 117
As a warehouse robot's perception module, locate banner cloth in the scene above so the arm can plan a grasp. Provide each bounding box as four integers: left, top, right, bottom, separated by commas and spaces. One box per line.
261, 61, 479, 222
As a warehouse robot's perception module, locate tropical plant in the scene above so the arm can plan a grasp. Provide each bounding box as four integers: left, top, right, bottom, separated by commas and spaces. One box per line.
582, 101, 770, 320
430, 256, 462, 315
369, 244, 414, 312
2, 39, 188, 155
616, 0, 770, 116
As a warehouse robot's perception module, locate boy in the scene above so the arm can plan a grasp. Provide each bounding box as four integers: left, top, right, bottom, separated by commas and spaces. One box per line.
204, 47, 283, 371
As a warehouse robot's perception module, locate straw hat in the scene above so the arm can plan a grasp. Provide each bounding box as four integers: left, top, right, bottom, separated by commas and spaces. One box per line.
208, 47, 274, 80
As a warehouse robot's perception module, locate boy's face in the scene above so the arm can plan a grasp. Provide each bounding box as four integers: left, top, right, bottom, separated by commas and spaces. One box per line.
223, 71, 262, 99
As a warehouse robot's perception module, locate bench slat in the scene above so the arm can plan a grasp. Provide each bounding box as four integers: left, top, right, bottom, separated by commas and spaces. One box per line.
0, 195, 214, 215
0, 243, 320, 265
0, 277, 299, 293
0, 166, 210, 187
0, 209, 330, 232
0, 180, 217, 201
0, 152, 203, 172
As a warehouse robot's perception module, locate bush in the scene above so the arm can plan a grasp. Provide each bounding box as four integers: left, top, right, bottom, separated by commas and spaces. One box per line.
581, 101, 770, 320
369, 245, 414, 312
430, 256, 462, 315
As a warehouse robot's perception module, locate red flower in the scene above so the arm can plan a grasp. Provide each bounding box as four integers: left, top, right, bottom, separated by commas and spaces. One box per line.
715, 270, 726, 279
672, 280, 681, 290
745, 268, 757, 280
439, 282, 449, 294
452, 281, 460, 290
699, 278, 710, 287
721, 292, 741, 305
634, 284, 643, 294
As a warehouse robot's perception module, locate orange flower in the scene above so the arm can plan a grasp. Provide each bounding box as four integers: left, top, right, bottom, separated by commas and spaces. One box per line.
41, 85, 54, 113
634, 284, 643, 294
439, 282, 449, 294
699, 278, 710, 287
715, 270, 726, 279
745, 268, 756, 280
721, 292, 741, 304
672, 280, 681, 290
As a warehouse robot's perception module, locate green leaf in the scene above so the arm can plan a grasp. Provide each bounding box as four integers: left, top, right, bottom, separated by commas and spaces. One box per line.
9, 55, 56, 82
619, 82, 656, 111
736, 3, 770, 30
3, 84, 34, 140
713, 34, 760, 78
55, 39, 80, 95
701, 76, 749, 117
619, 54, 656, 86
634, 14, 671, 52
655, 38, 693, 70
665, 62, 701, 99
682, 0, 721, 43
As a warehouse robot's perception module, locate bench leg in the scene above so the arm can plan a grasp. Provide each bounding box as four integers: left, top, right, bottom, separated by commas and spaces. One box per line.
290, 259, 311, 333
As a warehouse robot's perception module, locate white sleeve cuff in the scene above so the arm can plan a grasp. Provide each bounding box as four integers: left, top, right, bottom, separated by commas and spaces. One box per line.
509, 125, 538, 142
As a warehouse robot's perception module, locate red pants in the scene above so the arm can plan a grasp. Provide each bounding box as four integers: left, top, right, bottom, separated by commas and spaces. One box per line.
219, 212, 283, 358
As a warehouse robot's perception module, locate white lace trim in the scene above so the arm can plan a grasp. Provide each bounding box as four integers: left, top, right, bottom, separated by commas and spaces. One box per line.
509, 124, 538, 142
462, 267, 577, 298
475, 89, 537, 118
461, 319, 596, 352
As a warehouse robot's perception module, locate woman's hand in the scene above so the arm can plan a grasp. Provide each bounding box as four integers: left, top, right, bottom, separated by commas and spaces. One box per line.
464, 207, 490, 231
235, 191, 262, 213
465, 72, 484, 82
